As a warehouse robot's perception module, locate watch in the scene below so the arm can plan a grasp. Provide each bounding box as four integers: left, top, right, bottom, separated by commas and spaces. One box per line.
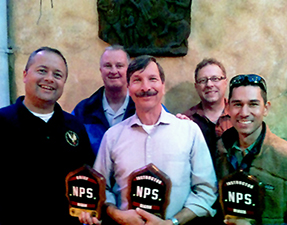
170, 217, 179, 225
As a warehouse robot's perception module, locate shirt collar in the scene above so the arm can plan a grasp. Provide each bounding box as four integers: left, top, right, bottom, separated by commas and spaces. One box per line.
231, 139, 257, 156
192, 98, 230, 118
130, 107, 170, 127
102, 89, 130, 114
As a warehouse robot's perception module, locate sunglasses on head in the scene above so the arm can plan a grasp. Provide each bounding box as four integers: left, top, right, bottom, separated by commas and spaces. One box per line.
229, 74, 267, 93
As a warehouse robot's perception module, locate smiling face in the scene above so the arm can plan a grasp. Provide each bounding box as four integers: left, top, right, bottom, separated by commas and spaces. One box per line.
195, 64, 227, 104
229, 85, 270, 141
128, 61, 165, 114
23, 50, 67, 112
100, 49, 129, 92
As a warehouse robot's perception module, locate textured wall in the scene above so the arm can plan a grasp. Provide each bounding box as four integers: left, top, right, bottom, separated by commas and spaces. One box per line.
8, 0, 287, 139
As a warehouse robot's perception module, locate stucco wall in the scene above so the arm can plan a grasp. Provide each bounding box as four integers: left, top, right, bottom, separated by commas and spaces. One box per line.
8, 0, 287, 139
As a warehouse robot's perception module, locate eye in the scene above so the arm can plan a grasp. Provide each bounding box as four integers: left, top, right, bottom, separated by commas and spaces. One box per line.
38, 69, 47, 75
54, 72, 63, 79
131, 77, 141, 83
249, 102, 259, 107
210, 76, 220, 82
150, 77, 158, 81
232, 102, 242, 107
197, 78, 207, 84
116, 63, 124, 68
104, 63, 112, 68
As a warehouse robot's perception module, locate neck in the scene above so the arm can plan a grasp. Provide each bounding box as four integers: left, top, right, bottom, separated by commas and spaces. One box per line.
238, 124, 263, 149
24, 97, 55, 114
105, 87, 127, 112
136, 105, 162, 125
201, 99, 225, 123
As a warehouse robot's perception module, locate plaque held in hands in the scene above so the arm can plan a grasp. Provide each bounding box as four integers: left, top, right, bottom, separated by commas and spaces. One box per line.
219, 170, 265, 222
127, 163, 171, 219
65, 165, 106, 219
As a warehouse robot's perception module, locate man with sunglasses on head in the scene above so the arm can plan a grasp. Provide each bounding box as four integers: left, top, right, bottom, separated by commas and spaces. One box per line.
182, 58, 233, 162
215, 74, 287, 225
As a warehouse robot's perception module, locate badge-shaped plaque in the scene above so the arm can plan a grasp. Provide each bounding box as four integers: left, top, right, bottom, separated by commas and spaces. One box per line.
65, 165, 106, 219
127, 163, 171, 219
219, 170, 265, 221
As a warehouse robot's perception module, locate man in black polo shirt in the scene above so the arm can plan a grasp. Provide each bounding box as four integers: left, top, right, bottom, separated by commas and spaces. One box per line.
0, 47, 95, 225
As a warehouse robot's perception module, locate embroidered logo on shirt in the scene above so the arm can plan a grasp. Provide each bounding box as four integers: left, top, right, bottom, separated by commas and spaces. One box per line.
65, 130, 79, 147
264, 184, 275, 191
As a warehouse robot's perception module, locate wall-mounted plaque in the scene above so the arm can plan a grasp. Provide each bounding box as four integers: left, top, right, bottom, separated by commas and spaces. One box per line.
97, 0, 192, 56
127, 163, 171, 219
219, 171, 265, 221
65, 165, 106, 219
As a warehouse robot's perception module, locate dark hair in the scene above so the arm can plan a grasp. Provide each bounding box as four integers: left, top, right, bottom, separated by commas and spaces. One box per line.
228, 74, 267, 104
100, 44, 130, 64
127, 55, 165, 84
195, 58, 226, 80
25, 46, 68, 76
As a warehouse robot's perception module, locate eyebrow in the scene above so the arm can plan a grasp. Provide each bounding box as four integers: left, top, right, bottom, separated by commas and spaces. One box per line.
230, 99, 260, 103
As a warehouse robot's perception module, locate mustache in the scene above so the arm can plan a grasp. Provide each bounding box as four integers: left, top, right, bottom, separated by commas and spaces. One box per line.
135, 89, 158, 97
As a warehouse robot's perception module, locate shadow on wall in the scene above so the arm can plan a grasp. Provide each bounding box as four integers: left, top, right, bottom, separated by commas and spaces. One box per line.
165, 81, 200, 115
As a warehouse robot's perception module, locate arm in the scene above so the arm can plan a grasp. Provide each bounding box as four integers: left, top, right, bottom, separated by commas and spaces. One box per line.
184, 124, 218, 217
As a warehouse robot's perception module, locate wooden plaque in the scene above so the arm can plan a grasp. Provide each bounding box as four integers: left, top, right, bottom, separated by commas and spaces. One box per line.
65, 165, 106, 219
219, 171, 265, 220
127, 163, 171, 219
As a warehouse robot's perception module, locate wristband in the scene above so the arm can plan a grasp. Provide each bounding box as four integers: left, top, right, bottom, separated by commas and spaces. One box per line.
170, 217, 179, 225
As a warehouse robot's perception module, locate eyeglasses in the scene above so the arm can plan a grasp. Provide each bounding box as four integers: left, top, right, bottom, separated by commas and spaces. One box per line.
196, 76, 226, 84
229, 74, 267, 93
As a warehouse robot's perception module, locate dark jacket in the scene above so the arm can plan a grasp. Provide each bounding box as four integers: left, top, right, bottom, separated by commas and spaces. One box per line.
72, 86, 136, 156
0, 96, 95, 225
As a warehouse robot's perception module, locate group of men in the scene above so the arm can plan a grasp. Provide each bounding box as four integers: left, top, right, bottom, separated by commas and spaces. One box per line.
0, 45, 286, 225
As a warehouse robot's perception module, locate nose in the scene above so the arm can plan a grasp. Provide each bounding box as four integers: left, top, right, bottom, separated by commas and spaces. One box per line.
239, 104, 250, 117
110, 65, 117, 74
205, 78, 214, 87
140, 79, 151, 92
44, 72, 55, 83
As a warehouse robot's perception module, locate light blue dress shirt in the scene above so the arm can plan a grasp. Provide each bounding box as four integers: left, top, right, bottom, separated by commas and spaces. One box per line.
94, 108, 218, 219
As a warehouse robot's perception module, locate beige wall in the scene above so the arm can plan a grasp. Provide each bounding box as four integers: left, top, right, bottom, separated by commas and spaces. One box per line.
8, 0, 287, 139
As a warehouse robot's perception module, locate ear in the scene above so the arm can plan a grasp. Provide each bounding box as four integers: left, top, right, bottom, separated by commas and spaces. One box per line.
263, 101, 271, 117
23, 70, 28, 83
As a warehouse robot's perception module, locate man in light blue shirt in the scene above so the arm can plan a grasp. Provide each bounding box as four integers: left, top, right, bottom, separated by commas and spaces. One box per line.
80, 55, 217, 225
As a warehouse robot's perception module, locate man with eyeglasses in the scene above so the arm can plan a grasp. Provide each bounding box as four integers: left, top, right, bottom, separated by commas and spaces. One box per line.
215, 74, 287, 225
182, 58, 233, 161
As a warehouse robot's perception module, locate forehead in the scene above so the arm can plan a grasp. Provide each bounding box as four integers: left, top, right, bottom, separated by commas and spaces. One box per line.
230, 86, 263, 102
197, 64, 223, 78
101, 49, 128, 64
131, 61, 159, 77
32, 51, 66, 71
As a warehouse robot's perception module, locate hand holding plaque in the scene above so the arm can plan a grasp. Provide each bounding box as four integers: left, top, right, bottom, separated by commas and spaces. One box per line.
65, 165, 106, 220
127, 163, 171, 219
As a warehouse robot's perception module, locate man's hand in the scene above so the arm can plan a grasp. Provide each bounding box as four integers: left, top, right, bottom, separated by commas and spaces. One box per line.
79, 211, 100, 225
224, 215, 252, 225
112, 209, 145, 225
136, 208, 173, 225
176, 113, 190, 120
